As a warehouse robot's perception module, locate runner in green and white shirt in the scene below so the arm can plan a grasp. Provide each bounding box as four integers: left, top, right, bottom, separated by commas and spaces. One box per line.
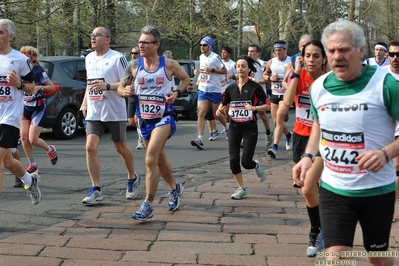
293, 20, 399, 265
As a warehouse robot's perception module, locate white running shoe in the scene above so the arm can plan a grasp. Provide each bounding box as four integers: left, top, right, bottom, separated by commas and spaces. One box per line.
136, 140, 145, 149
82, 186, 104, 205
286, 132, 293, 151
231, 187, 247, 200
126, 173, 140, 199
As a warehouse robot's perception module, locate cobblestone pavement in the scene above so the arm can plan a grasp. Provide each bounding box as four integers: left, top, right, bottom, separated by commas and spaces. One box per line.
0, 150, 398, 266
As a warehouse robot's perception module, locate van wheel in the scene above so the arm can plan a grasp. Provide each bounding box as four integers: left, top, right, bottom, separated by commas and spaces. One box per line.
52, 107, 78, 140
189, 106, 197, 120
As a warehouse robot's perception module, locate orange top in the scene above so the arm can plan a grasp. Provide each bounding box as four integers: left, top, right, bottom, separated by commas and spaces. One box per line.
293, 69, 314, 137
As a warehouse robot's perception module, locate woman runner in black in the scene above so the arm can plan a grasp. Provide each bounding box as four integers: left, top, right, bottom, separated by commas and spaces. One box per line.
216, 55, 270, 199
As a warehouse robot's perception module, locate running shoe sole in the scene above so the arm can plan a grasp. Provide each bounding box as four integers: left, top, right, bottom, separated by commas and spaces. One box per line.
132, 212, 153, 221
190, 139, 203, 150
82, 196, 104, 205
267, 149, 276, 159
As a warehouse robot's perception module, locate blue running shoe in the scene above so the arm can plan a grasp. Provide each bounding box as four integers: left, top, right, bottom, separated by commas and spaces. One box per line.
126, 173, 140, 199
82, 186, 104, 205
132, 201, 154, 221
267, 146, 277, 159
168, 183, 184, 211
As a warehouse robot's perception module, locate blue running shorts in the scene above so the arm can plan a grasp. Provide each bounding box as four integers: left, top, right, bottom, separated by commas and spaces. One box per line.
138, 115, 176, 141
198, 91, 222, 104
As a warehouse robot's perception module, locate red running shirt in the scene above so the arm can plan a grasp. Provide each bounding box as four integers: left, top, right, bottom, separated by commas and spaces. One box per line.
293, 68, 314, 137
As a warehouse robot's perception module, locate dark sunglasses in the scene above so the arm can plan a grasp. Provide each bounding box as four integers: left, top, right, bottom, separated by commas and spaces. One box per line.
200, 44, 208, 47
131, 52, 139, 55
388, 52, 399, 58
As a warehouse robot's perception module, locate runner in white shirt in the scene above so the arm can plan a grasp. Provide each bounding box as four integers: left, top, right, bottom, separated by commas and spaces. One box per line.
190, 36, 228, 149
80, 26, 139, 205
247, 44, 272, 146
363, 41, 390, 67
127, 46, 145, 150
0, 19, 41, 205
382, 40, 399, 222
263, 41, 292, 158
216, 46, 236, 139
204, 47, 234, 142
221, 47, 237, 90
293, 20, 399, 264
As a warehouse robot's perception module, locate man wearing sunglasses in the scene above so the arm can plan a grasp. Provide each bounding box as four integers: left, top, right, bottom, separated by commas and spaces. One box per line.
131, 47, 139, 61
382, 40, 399, 223
190, 36, 228, 149
128, 46, 145, 150
80, 27, 139, 205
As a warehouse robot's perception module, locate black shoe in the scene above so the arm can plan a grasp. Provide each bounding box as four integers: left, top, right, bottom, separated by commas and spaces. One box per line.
13, 176, 23, 188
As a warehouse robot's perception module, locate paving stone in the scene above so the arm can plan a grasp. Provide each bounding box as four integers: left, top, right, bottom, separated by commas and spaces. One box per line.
0, 255, 62, 266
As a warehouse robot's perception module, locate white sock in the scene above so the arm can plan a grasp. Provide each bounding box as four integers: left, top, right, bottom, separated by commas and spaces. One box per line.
20, 172, 32, 186
198, 135, 203, 141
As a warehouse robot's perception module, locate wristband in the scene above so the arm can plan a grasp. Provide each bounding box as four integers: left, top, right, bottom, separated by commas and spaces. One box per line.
17, 81, 25, 90
290, 72, 300, 79
173, 90, 181, 98
380, 148, 389, 162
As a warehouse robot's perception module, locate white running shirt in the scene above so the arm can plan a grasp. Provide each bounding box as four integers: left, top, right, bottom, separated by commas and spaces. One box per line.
85, 49, 128, 121
222, 59, 236, 91
270, 56, 291, 96
198, 52, 225, 93
0, 49, 32, 128
363, 57, 390, 67
249, 58, 266, 93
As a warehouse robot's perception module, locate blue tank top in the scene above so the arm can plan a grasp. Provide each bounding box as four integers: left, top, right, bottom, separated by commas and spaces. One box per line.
134, 56, 175, 118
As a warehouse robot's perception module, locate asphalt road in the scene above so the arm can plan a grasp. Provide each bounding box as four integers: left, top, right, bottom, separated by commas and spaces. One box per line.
0, 110, 295, 240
